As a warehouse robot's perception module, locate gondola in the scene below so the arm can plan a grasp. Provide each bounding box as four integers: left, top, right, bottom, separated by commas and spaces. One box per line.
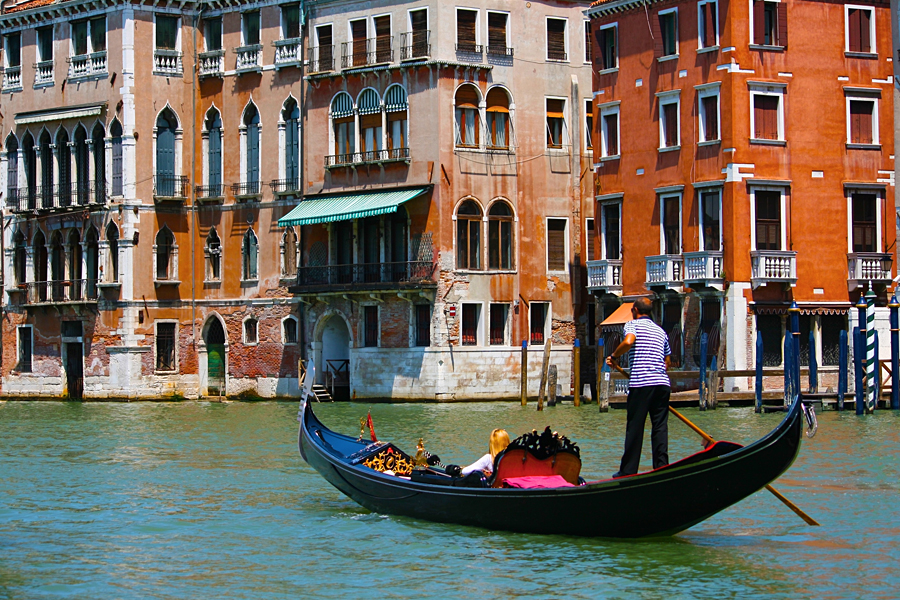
298, 393, 811, 538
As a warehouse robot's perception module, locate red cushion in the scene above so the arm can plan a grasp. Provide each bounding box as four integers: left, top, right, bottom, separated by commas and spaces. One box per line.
501, 475, 575, 489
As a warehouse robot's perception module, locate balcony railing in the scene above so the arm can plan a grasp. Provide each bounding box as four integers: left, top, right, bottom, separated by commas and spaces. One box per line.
455, 42, 483, 59
293, 261, 435, 290
848, 252, 892, 290
341, 36, 393, 68
34, 60, 53, 85
21, 279, 99, 305
153, 49, 183, 76
486, 45, 514, 57
646, 254, 684, 288
325, 147, 410, 167
683, 250, 724, 286
6, 181, 107, 213
400, 31, 431, 60
236, 44, 263, 72
269, 178, 301, 194
231, 181, 261, 197
586, 259, 623, 294
547, 49, 568, 61
198, 49, 225, 78
195, 184, 224, 199
274, 38, 302, 67
154, 175, 189, 200
68, 51, 107, 79
750, 250, 797, 288
308, 45, 335, 73
2, 65, 21, 90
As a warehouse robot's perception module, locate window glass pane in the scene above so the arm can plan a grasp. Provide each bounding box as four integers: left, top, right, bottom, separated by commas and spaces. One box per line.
73, 22, 89, 55
603, 204, 620, 260
530, 303, 546, 345
416, 305, 431, 347
18, 327, 31, 372
283, 5, 300, 39
6, 33, 21, 67
490, 304, 507, 345
206, 18, 222, 51
156, 323, 176, 371
90, 18, 106, 52
702, 191, 721, 251
157, 16, 178, 50
852, 193, 877, 253
244, 12, 260, 45
38, 27, 52, 61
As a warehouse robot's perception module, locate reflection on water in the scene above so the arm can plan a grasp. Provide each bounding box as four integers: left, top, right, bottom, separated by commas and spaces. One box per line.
0, 401, 898, 599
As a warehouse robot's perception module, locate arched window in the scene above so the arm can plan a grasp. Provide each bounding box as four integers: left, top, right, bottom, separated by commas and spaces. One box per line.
331, 92, 355, 160
281, 226, 298, 278
155, 226, 176, 281
50, 232, 65, 299
33, 230, 48, 302
206, 227, 221, 282
39, 131, 53, 208
242, 103, 260, 193
242, 228, 258, 281
67, 229, 82, 299
456, 199, 482, 270
243, 317, 258, 344
6, 134, 18, 207
486, 88, 511, 149
105, 222, 119, 283
357, 88, 382, 157
385, 84, 408, 157
488, 201, 514, 269
85, 227, 99, 298
205, 108, 222, 196
388, 206, 408, 281
74, 126, 89, 205
282, 98, 300, 188
110, 119, 123, 196
13, 230, 26, 285
92, 123, 105, 203
282, 315, 298, 344
156, 108, 179, 196
23, 133, 35, 209
454, 84, 481, 148
57, 129, 72, 206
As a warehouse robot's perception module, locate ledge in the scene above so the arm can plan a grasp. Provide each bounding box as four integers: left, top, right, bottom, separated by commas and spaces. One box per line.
600, 154, 620, 162
697, 139, 721, 147
657, 54, 679, 63
696, 45, 719, 54
846, 143, 881, 150
597, 67, 619, 75
844, 51, 878, 60
154, 280, 181, 287
750, 138, 786, 146
749, 44, 785, 53
97, 282, 121, 289
658, 145, 681, 153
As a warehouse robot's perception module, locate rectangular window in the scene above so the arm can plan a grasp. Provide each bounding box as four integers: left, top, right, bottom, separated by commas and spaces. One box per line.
415, 304, 431, 347
91, 17, 106, 52
283, 4, 301, 39
698, 87, 720, 142
72, 21, 89, 56
602, 203, 621, 260
17, 326, 32, 372
284, 319, 298, 344
757, 314, 782, 366
662, 195, 680, 254
462, 304, 480, 346
698, 0, 717, 48
586, 218, 596, 261
751, 89, 783, 141
658, 10, 677, 56
457, 9, 478, 52
597, 24, 616, 70
600, 103, 619, 157
753, 0, 786, 46
547, 17, 567, 61
316, 24, 333, 70
156, 16, 178, 50
410, 9, 429, 58
755, 190, 782, 250
37, 27, 53, 62
547, 218, 567, 271
847, 6, 873, 53
487, 12, 508, 54
73, 18, 107, 56
489, 304, 508, 345
374, 15, 391, 63
364, 306, 378, 347
848, 98, 876, 145
701, 190, 722, 251
5, 33, 21, 68
584, 21, 592, 63
546, 98, 566, 148
156, 323, 176, 371
530, 303, 548, 345
206, 18, 222, 51
244, 319, 258, 344
852, 192, 877, 253
243, 11, 260, 46
658, 94, 680, 148
585, 99, 594, 154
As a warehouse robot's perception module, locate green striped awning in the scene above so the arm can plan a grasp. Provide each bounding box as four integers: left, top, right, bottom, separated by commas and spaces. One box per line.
278, 187, 429, 227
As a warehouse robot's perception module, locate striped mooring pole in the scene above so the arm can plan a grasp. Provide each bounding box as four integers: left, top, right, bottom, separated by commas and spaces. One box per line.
866, 287, 877, 413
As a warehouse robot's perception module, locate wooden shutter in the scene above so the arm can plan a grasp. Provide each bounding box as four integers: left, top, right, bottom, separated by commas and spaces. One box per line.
848, 9, 861, 52
754, 95, 778, 140
416, 305, 430, 346
859, 9, 871, 53
584, 21, 592, 62
208, 127, 221, 188
6, 140, 17, 196
111, 132, 123, 196
547, 19, 566, 59
286, 117, 299, 181
488, 13, 507, 50
753, 0, 765, 44
547, 219, 566, 270
776, 2, 787, 48
412, 9, 427, 33
156, 116, 175, 182
247, 122, 259, 185
755, 192, 781, 250
604, 113, 618, 155
850, 100, 873, 144
458, 10, 476, 47
652, 12, 663, 57
703, 95, 718, 140
663, 102, 678, 147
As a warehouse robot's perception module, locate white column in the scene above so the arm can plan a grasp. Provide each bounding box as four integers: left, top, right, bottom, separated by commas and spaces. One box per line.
724, 281, 751, 392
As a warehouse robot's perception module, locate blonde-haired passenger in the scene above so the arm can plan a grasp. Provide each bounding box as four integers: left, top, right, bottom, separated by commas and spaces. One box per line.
461, 429, 511, 477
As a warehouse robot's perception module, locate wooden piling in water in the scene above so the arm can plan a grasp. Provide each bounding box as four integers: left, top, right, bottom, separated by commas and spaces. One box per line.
573, 339, 581, 407
520, 340, 528, 406
755, 331, 764, 414
837, 328, 848, 411
890, 295, 899, 410
599, 362, 610, 413
537, 340, 551, 411
548, 365, 558, 407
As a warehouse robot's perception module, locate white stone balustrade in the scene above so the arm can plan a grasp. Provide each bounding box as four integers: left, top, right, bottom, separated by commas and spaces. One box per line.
68, 52, 107, 79
198, 50, 225, 77
2, 65, 21, 90
586, 259, 623, 294
274, 39, 302, 67
153, 50, 183, 75
683, 250, 724, 286
34, 60, 53, 86
645, 254, 683, 288
750, 250, 797, 288
847, 252, 892, 291
235, 45, 262, 71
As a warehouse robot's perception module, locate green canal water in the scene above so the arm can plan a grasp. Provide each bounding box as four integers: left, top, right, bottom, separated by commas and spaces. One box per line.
1, 400, 898, 599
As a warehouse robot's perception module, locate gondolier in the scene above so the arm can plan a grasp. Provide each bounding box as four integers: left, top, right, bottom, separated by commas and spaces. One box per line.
607, 297, 671, 477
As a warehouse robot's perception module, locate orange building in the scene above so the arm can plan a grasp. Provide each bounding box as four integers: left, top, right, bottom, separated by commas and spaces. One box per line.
585, 0, 894, 388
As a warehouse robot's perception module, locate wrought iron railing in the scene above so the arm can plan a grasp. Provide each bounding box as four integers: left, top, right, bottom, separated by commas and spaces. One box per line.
295, 261, 434, 288
22, 279, 99, 304
455, 42, 483, 56
6, 181, 107, 213
153, 49, 183, 75
341, 36, 393, 68
198, 49, 225, 77
325, 147, 410, 167
68, 51, 107, 79
400, 31, 430, 60
269, 178, 301, 194
195, 183, 225, 198
274, 38, 302, 66
646, 254, 684, 287
683, 250, 724, 283
231, 181, 261, 196
586, 259, 622, 292
486, 45, 514, 57
154, 175, 189, 199
308, 45, 335, 72
547, 49, 568, 61
235, 44, 262, 71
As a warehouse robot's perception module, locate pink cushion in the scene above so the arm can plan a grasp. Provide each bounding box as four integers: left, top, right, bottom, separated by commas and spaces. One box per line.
501, 475, 575, 489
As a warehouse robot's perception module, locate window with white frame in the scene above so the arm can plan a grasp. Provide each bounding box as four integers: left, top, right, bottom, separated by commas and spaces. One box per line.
71, 17, 106, 62
751, 0, 785, 47
242, 228, 258, 281
331, 92, 355, 158
282, 4, 301, 40
530, 302, 549, 345
156, 15, 179, 50
461, 303, 482, 345
845, 91, 879, 146
283, 316, 299, 345
584, 99, 594, 154
242, 11, 261, 46
205, 18, 222, 51
488, 200, 514, 270
845, 5, 875, 54
657, 91, 680, 149
599, 101, 619, 157
546, 98, 567, 149
660, 194, 681, 254
205, 227, 221, 282
697, 84, 720, 142
546, 17, 568, 61
35, 26, 53, 85
489, 303, 509, 345
357, 88, 383, 155
456, 8, 479, 53
698, 0, 718, 48
547, 218, 568, 271
486, 87, 512, 149
154, 226, 178, 281
657, 8, 678, 58
314, 24, 334, 71
4, 32, 21, 69
243, 317, 258, 345
455, 84, 481, 147
373, 15, 392, 63
596, 23, 617, 70
751, 187, 786, 250
699, 188, 722, 251
487, 11, 510, 56
407, 9, 429, 60
584, 21, 592, 63
586, 217, 596, 261
17, 325, 32, 372
750, 83, 785, 142
456, 199, 482, 270
849, 190, 880, 253
601, 202, 621, 260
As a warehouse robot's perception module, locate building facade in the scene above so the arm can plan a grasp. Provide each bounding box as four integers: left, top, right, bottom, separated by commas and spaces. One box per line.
586, 0, 895, 389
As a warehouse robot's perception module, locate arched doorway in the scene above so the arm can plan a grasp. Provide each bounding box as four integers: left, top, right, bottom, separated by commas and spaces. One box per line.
205, 318, 226, 396
319, 314, 350, 400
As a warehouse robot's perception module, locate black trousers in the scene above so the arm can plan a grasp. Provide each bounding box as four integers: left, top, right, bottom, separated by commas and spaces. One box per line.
619, 385, 670, 475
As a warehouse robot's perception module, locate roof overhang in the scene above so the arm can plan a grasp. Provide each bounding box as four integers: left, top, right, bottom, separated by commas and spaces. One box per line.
278, 186, 431, 227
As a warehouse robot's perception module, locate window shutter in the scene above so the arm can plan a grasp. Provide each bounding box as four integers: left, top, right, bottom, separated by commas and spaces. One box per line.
209, 127, 221, 188
488, 13, 506, 50
848, 9, 860, 52
664, 103, 678, 146
112, 133, 123, 196
458, 10, 476, 46
547, 19, 566, 59
652, 12, 663, 57
584, 21, 592, 62
705, 3, 716, 47
776, 1, 787, 48
859, 9, 870, 53
412, 10, 427, 33
547, 220, 566, 270
247, 123, 259, 185
753, 0, 765, 45
156, 118, 175, 180
754, 95, 778, 140
605, 113, 618, 155
456, 85, 479, 109
703, 96, 718, 140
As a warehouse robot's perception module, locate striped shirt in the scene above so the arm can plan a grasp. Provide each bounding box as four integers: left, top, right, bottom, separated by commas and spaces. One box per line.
623, 317, 671, 388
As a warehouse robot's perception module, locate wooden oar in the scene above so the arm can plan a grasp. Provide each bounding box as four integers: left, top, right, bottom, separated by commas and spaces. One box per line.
607, 359, 820, 527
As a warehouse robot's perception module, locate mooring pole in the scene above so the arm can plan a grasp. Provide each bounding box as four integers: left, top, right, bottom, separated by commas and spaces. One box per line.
837, 328, 848, 411
596, 337, 605, 406
783, 334, 793, 407
789, 302, 800, 405
520, 340, 528, 406
573, 339, 581, 407
865, 288, 877, 414
891, 295, 900, 410
699, 332, 708, 411
809, 329, 818, 394
854, 326, 865, 416
874, 330, 880, 405
755, 330, 764, 413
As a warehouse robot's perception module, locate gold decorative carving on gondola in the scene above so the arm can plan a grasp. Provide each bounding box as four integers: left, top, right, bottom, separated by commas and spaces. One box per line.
362, 446, 414, 475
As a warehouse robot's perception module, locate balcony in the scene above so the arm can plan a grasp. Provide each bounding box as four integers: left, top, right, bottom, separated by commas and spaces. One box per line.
308, 45, 335, 73
750, 250, 797, 289
325, 147, 410, 168
486, 45, 514, 58
68, 52, 107, 80
269, 178, 301, 195
646, 254, 684, 289
586, 259, 623, 295
34, 60, 53, 86
341, 37, 393, 69
455, 42, 483, 61
291, 261, 435, 293
236, 45, 262, 72
198, 49, 225, 78
195, 184, 224, 203
400, 31, 430, 60
848, 252, 893, 291
153, 175, 189, 202
683, 250, 724, 289
2, 65, 21, 91
274, 38, 302, 68
153, 49, 183, 76
6, 181, 107, 214
20, 279, 99, 306
231, 180, 261, 200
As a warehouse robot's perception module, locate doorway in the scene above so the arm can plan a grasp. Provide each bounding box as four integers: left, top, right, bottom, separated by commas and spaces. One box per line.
65, 342, 84, 399
319, 314, 350, 400
206, 319, 226, 396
